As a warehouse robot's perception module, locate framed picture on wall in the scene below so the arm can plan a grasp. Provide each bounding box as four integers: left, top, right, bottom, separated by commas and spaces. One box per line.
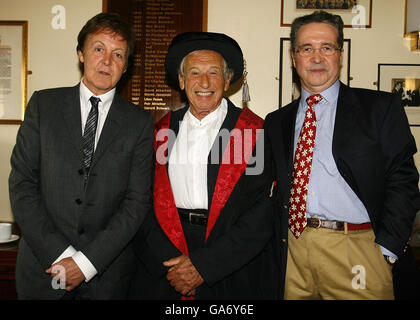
377, 64, 420, 126
279, 37, 351, 108
404, 0, 420, 52
0, 21, 28, 124
281, 0, 372, 28
404, 0, 420, 36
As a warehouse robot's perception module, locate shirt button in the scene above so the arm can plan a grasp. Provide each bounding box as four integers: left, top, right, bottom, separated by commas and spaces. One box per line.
75, 199, 83, 205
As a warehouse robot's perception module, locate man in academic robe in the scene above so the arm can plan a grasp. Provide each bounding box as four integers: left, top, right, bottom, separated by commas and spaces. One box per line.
131, 32, 278, 299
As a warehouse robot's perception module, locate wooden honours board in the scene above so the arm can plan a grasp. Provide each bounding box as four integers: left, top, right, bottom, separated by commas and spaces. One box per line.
104, 0, 207, 122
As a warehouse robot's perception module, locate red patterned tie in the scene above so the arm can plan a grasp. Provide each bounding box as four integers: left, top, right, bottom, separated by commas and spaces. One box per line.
289, 94, 322, 239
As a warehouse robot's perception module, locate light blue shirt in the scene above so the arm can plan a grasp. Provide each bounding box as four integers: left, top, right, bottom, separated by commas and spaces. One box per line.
294, 80, 396, 258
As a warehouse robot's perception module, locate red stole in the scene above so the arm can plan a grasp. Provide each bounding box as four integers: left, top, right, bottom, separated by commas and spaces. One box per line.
153, 107, 264, 253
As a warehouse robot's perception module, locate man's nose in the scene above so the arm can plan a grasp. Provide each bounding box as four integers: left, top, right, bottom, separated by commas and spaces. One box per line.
103, 51, 111, 65
199, 74, 210, 88
310, 49, 323, 63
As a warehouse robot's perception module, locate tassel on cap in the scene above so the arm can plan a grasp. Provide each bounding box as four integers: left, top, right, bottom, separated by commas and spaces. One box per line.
242, 59, 250, 103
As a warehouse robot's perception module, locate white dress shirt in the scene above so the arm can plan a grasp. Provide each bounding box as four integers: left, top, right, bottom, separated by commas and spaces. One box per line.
80, 79, 114, 147
53, 80, 115, 282
168, 99, 228, 209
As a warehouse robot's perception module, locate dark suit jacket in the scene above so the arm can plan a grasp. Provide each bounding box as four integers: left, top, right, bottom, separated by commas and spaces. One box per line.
9, 84, 154, 299
264, 82, 420, 299
131, 99, 279, 299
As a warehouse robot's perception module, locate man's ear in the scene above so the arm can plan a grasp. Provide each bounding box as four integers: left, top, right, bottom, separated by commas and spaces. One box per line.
178, 74, 185, 90
291, 50, 296, 69
77, 50, 85, 64
339, 48, 343, 67
224, 72, 233, 92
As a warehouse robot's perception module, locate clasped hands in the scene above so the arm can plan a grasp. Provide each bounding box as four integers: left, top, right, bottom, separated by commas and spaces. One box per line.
45, 257, 85, 291
163, 255, 204, 296
44, 254, 203, 295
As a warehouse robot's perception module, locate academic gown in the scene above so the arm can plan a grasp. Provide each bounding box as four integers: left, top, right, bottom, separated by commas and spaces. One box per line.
130, 99, 280, 300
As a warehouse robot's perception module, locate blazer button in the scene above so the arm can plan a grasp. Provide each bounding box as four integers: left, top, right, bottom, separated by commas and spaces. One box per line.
78, 228, 85, 235
78, 169, 84, 175
281, 239, 287, 243
75, 199, 82, 205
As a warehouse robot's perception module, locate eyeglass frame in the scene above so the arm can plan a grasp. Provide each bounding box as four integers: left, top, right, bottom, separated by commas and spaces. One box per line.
294, 44, 343, 57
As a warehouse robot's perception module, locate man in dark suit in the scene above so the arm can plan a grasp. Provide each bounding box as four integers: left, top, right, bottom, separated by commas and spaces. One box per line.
411, 89, 420, 106
131, 32, 278, 299
8, 13, 154, 299
265, 11, 420, 299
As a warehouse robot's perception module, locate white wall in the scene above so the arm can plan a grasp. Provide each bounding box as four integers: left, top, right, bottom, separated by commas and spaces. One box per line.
0, 0, 419, 221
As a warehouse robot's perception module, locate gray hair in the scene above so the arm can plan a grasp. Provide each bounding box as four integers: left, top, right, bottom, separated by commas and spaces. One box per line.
178, 50, 234, 81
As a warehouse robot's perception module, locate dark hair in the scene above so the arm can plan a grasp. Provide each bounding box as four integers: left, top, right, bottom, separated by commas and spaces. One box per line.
290, 10, 344, 52
77, 12, 135, 61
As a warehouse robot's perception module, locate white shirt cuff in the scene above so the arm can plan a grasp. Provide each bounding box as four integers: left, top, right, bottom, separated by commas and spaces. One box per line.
53, 246, 77, 265
379, 245, 398, 260
72, 251, 98, 282
52, 246, 98, 282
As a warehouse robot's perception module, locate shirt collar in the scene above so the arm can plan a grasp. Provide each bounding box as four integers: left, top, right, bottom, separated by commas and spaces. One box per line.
186, 98, 228, 126
79, 79, 116, 110
300, 80, 340, 110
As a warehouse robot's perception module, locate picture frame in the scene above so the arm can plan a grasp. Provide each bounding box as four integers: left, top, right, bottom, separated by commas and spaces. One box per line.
279, 37, 351, 108
377, 64, 420, 126
0, 21, 28, 124
404, 0, 420, 52
281, 0, 372, 28
404, 0, 420, 36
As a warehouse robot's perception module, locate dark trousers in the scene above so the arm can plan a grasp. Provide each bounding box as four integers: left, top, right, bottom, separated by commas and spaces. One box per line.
60, 282, 90, 300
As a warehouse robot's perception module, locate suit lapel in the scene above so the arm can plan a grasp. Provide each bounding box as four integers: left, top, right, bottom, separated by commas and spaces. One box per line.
61, 85, 84, 161
282, 100, 300, 174
91, 94, 125, 167
281, 83, 358, 181
154, 111, 189, 255
332, 82, 358, 158
207, 99, 241, 208
205, 105, 263, 240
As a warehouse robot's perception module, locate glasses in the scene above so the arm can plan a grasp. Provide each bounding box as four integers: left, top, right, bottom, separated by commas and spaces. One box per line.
295, 45, 341, 57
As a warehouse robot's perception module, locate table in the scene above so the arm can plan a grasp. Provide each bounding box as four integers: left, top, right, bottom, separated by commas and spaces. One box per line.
0, 242, 18, 300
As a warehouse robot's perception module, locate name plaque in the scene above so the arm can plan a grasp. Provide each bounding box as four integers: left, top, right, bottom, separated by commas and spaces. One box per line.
104, 0, 206, 122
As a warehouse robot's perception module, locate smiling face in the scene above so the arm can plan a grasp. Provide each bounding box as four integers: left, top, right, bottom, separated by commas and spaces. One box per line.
78, 29, 128, 96
178, 50, 232, 120
292, 22, 342, 94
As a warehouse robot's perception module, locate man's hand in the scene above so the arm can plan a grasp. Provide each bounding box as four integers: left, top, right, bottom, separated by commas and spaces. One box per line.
45, 257, 85, 291
163, 255, 204, 296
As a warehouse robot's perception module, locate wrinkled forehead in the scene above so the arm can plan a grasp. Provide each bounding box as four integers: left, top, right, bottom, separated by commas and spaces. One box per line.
184, 50, 224, 65
296, 22, 339, 45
